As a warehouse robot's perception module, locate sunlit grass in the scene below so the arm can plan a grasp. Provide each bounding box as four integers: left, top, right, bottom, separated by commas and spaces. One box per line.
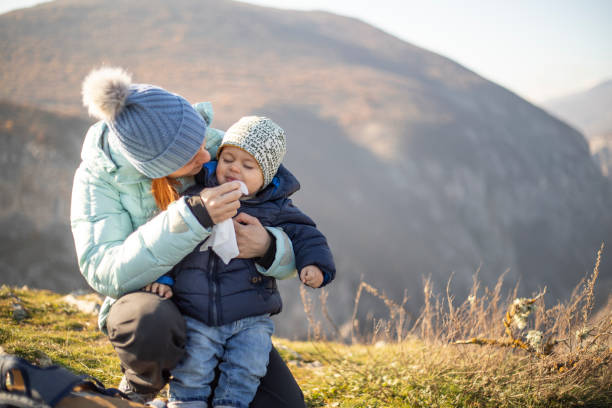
0, 285, 121, 386
1, 243, 611, 408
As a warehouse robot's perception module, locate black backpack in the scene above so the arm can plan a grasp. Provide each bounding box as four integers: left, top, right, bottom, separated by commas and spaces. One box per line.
0, 355, 146, 408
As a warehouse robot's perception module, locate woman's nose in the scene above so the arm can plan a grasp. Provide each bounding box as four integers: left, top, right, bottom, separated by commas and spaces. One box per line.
197, 147, 211, 164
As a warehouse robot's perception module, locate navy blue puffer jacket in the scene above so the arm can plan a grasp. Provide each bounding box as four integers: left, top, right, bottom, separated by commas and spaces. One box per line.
170, 162, 336, 327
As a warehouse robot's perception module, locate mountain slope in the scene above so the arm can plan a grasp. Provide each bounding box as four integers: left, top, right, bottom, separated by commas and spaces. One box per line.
1, 0, 611, 337
0, 101, 90, 290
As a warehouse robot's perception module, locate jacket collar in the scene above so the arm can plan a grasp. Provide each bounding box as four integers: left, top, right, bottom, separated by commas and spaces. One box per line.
198, 162, 300, 202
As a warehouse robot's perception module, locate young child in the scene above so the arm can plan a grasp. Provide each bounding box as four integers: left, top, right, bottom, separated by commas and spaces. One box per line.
151, 116, 335, 408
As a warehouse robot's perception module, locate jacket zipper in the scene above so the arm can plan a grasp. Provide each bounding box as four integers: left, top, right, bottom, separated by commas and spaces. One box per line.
208, 255, 218, 326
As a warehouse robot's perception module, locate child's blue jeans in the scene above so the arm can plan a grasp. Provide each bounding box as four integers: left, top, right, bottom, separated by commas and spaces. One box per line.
168, 315, 274, 408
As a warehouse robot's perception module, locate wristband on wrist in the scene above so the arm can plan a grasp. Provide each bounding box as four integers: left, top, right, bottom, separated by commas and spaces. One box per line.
186, 195, 214, 228
256, 231, 277, 269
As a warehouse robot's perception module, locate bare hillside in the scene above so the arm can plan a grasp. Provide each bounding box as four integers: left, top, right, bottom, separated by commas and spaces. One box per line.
1, 0, 611, 337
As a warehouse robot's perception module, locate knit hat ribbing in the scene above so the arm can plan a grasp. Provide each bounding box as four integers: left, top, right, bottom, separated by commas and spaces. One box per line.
82, 67, 207, 178
219, 116, 286, 188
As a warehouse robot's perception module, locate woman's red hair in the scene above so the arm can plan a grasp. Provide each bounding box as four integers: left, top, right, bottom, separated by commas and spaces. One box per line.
151, 177, 180, 211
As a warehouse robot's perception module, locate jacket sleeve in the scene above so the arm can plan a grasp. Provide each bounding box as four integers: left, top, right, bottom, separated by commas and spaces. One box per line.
255, 226, 297, 280
70, 166, 212, 299
270, 199, 336, 286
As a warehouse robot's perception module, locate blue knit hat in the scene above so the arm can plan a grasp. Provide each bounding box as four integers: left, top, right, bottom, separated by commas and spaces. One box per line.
82, 67, 207, 178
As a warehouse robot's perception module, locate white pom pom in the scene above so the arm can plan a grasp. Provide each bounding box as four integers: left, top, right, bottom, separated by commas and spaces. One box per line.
82, 67, 132, 121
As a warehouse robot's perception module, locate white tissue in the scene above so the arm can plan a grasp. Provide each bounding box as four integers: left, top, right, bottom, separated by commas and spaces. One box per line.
201, 181, 249, 264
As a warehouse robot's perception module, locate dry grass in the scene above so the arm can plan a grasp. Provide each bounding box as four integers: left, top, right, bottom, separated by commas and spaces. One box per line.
296, 243, 612, 407
1, 246, 610, 407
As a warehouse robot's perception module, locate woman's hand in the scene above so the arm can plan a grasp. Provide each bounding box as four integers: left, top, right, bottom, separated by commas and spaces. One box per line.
199, 181, 243, 224
142, 282, 173, 299
233, 212, 272, 259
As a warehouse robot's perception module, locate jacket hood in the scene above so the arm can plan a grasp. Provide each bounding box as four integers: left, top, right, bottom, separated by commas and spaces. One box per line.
79, 121, 149, 183
198, 162, 300, 203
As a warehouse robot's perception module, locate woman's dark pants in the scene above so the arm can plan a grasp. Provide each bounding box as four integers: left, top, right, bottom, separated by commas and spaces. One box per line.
106, 292, 305, 407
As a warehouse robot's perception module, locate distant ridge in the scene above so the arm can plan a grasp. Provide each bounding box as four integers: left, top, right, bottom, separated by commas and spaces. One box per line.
544, 80, 612, 178
544, 79, 612, 139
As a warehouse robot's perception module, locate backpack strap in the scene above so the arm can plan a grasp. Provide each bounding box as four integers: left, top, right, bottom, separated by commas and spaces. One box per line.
0, 355, 86, 407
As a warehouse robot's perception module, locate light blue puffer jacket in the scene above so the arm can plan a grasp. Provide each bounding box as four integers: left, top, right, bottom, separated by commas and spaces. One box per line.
70, 103, 296, 332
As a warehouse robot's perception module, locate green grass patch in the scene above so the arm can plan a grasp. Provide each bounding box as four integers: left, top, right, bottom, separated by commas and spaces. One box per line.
0, 286, 121, 385
1, 284, 610, 407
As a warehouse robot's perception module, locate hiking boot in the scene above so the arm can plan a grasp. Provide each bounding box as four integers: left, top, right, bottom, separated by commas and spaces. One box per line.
118, 375, 158, 405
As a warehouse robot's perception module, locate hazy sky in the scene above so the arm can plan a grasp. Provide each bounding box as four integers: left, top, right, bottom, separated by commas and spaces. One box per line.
2, 0, 611, 104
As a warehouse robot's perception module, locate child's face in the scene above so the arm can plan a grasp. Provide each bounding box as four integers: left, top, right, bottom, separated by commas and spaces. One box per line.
216, 146, 264, 195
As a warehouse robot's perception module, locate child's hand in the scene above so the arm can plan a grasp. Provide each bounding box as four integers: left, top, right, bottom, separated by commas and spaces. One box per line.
300, 265, 324, 288
142, 282, 173, 299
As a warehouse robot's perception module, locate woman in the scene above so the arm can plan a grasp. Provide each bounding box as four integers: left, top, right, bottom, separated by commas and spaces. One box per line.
70, 67, 304, 407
